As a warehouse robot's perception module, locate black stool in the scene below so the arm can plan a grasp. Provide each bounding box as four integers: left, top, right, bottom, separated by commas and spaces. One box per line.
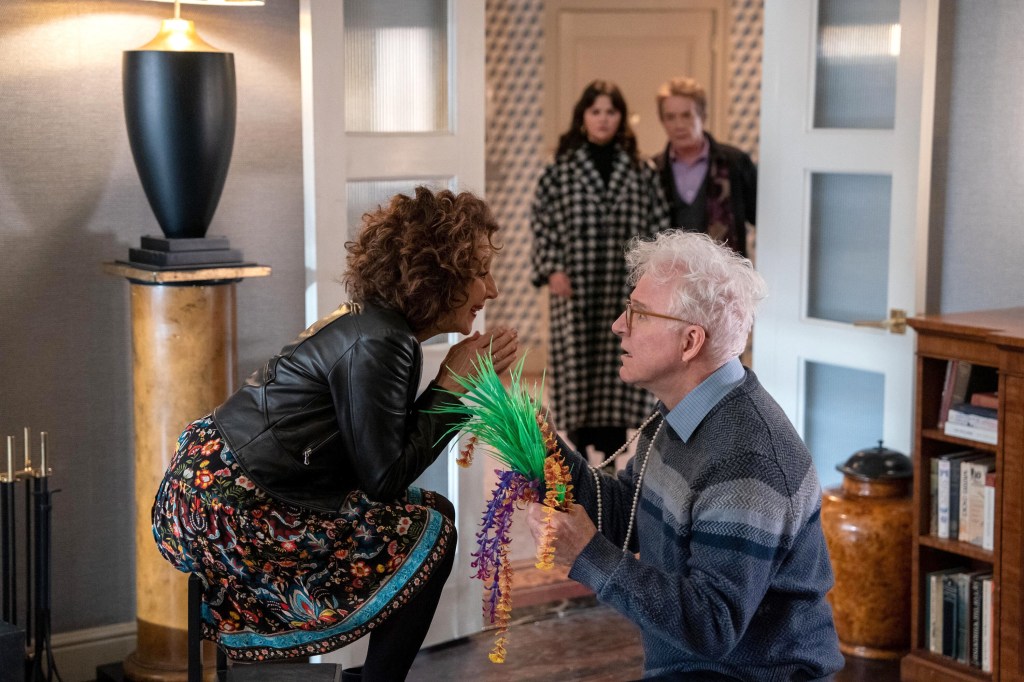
187, 574, 349, 682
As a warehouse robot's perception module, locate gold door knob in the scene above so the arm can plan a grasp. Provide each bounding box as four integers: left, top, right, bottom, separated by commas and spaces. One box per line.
853, 308, 908, 335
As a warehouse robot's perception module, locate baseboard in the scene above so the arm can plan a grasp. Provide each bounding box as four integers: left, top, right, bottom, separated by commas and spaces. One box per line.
46, 621, 136, 682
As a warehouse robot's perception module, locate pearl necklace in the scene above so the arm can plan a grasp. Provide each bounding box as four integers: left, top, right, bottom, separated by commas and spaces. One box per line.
589, 411, 665, 553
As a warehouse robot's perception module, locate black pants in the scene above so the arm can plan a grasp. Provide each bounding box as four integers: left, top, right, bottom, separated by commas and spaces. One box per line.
360, 494, 457, 682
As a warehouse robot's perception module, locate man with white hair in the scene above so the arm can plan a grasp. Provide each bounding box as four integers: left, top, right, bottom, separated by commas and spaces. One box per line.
528, 230, 842, 681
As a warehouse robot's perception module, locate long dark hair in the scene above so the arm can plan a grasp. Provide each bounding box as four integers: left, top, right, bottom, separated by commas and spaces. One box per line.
555, 79, 639, 163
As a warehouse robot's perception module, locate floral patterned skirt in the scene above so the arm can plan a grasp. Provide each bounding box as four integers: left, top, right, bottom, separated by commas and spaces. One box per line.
152, 416, 454, 661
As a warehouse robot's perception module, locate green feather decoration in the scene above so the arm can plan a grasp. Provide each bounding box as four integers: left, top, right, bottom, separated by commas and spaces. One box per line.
432, 351, 548, 482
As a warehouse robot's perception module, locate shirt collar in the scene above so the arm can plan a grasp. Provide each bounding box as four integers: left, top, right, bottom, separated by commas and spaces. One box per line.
668, 136, 710, 165
663, 357, 745, 442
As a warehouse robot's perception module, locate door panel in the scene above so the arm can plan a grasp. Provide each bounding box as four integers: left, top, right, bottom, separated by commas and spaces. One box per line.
545, 0, 728, 157
804, 360, 886, 485
807, 172, 892, 324
301, 0, 487, 664
754, 0, 940, 489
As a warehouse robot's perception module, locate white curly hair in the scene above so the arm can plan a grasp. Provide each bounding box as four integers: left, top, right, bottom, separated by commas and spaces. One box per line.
625, 230, 768, 366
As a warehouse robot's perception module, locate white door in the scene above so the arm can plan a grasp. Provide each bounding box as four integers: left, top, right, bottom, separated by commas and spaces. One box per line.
544, 0, 729, 157
753, 0, 940, 489
300, 0, 487, 665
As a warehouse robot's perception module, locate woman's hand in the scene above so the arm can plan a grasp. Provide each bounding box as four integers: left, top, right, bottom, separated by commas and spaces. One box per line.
548, 271, 573, 298
435, 327, 519, 393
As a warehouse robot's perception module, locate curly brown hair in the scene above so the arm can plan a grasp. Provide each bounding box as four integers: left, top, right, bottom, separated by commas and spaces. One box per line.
343, 187, 500, 334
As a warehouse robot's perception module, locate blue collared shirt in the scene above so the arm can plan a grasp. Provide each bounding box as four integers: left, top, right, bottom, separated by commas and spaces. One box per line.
662, 357, 745, 442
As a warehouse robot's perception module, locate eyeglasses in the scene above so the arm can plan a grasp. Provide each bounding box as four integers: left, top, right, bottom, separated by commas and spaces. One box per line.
623, 300, 697, 335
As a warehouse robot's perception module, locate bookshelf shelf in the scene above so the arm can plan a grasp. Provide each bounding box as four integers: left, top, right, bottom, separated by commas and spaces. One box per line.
903, 308, 1024, 681
921, 429, 998, 454
917, 535, 994, 563
902, 649, 990, 680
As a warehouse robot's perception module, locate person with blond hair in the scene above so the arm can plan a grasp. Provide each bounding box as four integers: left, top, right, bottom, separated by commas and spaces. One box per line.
651, 77, 757, 257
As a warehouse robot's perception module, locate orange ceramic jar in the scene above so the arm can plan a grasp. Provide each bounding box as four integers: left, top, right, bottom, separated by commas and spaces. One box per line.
820, 443, 913, 659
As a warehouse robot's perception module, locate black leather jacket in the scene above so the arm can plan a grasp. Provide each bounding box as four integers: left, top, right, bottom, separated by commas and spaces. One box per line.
212, 302, 462, 512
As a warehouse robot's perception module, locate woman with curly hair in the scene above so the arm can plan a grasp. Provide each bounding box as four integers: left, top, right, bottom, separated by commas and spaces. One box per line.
152, 187, 518, 680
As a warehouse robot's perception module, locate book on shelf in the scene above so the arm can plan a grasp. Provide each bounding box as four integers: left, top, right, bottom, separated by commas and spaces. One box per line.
944, 420, 998, 445
981, 575, 994, 672
970, 391, 999, 409
938, 360, 967, 428
942, 572, 960, 658
928, 567, 964, 654
954, 571, 979, 663
969, 572, 992, 668
936, 450, 986, 539
947, 402, 998, 431
940, 569, 990, 666
983, 472, 996, 551
959, 456, 996, 545
938, 361, 999, 429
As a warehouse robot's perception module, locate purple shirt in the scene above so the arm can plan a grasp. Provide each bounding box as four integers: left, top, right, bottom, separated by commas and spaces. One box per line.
670, 138, 710, 204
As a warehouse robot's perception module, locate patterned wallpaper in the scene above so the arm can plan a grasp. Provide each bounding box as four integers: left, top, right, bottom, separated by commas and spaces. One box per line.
484, 0, 763, 365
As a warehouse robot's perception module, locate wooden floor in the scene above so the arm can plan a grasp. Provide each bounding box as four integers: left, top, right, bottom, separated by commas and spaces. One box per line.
407, 567, 904, 682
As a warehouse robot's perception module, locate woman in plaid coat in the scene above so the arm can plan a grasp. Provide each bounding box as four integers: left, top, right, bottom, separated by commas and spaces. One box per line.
531, 80, 669, 461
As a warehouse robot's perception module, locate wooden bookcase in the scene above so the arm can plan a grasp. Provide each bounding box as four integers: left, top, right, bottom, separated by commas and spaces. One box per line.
902, 308, 1024, 681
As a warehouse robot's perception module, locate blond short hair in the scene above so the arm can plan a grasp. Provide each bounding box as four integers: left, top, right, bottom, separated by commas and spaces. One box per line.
656, 77, 707, 120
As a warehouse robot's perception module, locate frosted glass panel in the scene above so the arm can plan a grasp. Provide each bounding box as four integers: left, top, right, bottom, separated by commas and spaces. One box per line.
808, 173, 890, 324
347, 178, 452, 351
804, 361, 886, 490
814, 0, 899, 129
346, 178, 451, 239
344, 0, 449, 132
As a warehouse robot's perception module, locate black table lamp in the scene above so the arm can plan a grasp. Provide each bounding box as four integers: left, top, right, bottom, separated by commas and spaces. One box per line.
122, 0, 262, 267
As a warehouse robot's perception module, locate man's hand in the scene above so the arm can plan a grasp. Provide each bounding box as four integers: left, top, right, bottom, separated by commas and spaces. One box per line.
435, 327, 518, 393
526, 502, 597, 569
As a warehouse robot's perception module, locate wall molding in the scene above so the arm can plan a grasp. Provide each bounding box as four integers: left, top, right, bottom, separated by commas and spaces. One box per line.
48, 621, 136, 682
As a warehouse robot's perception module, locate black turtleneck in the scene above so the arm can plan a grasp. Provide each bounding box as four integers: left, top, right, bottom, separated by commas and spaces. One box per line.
586, 141, 616, 186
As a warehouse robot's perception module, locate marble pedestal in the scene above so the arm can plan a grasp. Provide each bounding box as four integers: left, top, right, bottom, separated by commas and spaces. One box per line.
104, 263, 269, 682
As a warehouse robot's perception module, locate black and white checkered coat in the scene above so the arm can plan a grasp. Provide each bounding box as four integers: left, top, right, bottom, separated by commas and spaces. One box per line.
530, 146, 669, 433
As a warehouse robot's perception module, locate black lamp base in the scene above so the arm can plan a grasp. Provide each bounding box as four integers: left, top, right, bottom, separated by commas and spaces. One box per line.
126, 235, 247, 269
123, 50, 236, 240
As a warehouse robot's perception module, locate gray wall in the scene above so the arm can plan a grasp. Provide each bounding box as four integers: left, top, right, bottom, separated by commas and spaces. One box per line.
0, 0, 1021, 640
0, 0, 304, 631
932, 1, 1024, 313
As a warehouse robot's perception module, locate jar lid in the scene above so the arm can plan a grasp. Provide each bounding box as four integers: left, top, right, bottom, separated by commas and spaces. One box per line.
836, 440, 912, 481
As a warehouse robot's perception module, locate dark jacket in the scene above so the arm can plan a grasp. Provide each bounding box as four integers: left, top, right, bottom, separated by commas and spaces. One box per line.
212, 302, 462, 513
649, 133, 757, 257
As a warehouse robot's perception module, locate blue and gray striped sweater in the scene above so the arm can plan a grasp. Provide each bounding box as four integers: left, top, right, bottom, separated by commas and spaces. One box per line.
567, 370, 843, 680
